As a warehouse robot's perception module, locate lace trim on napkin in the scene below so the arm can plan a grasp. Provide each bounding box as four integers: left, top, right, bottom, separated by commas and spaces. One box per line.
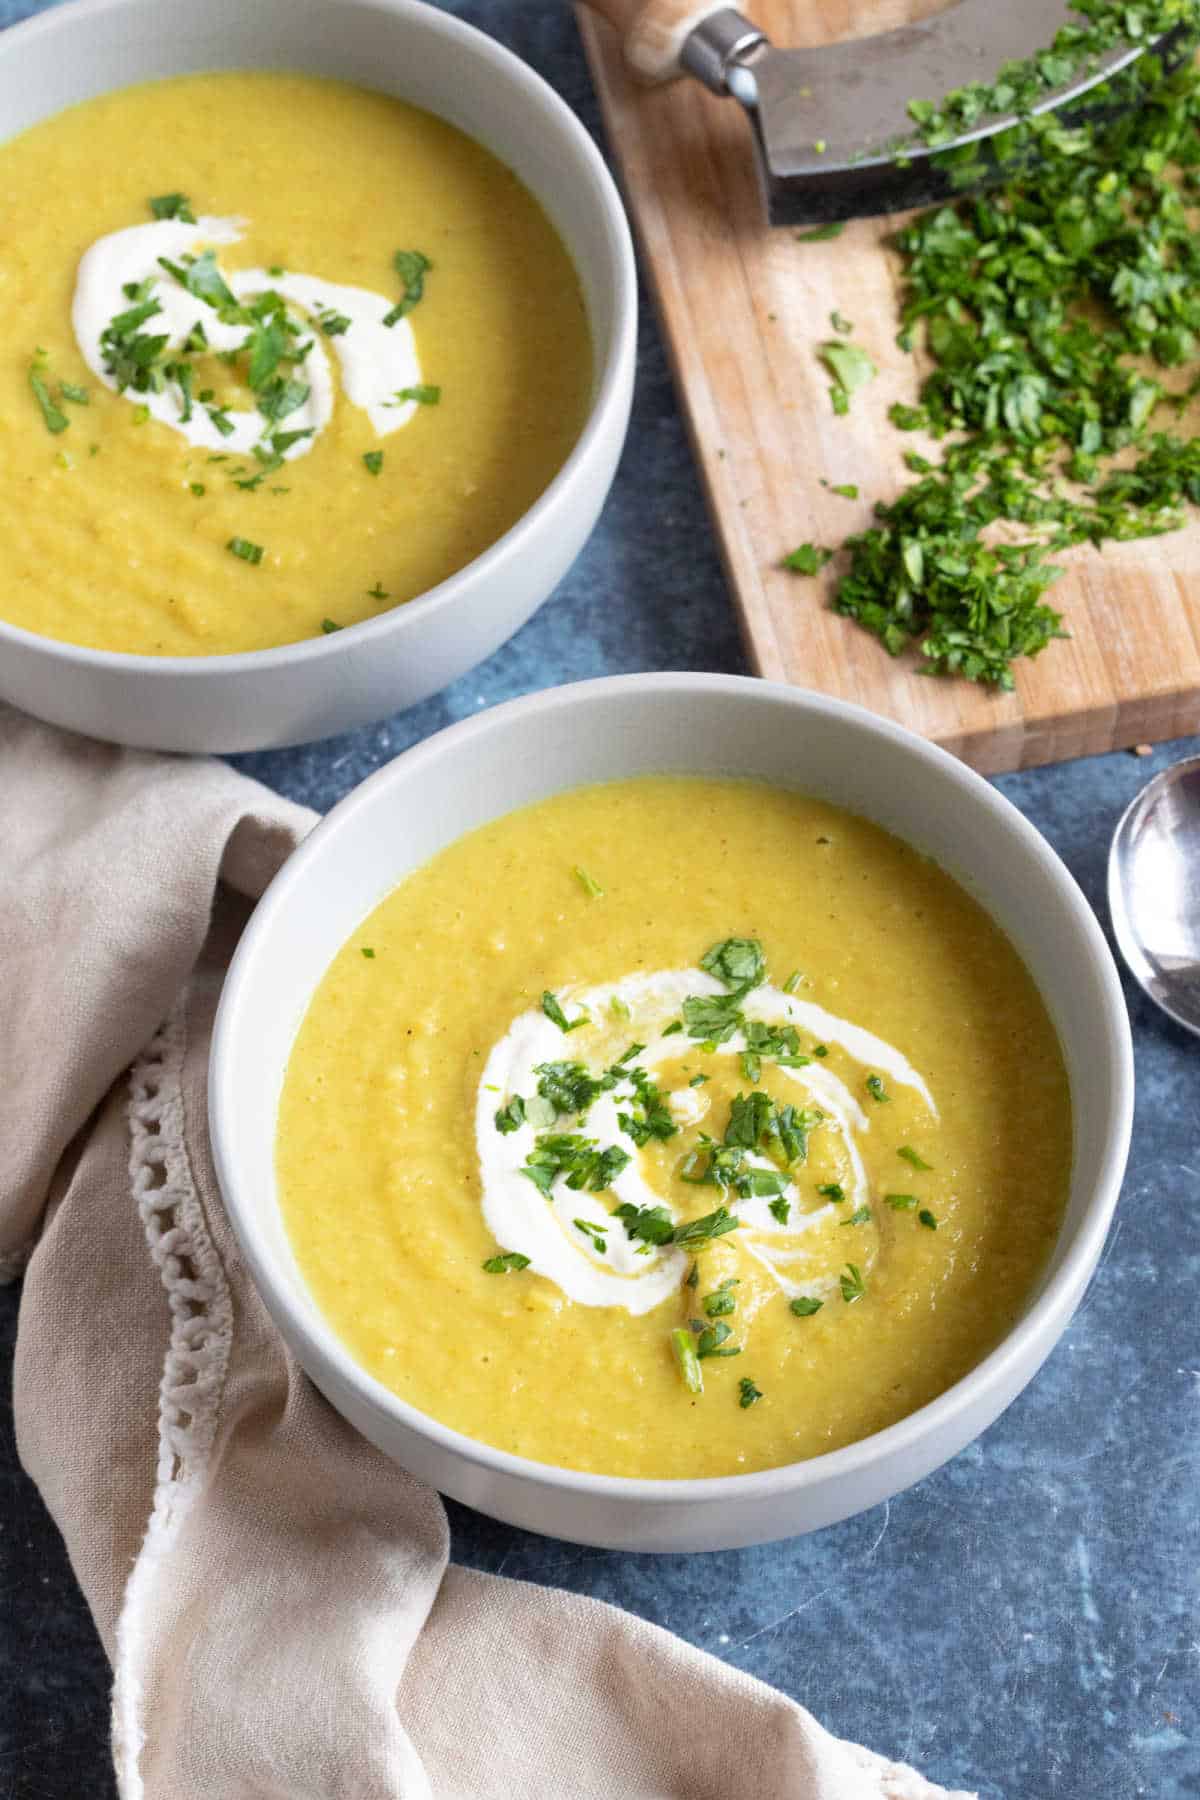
111, 1001, 235, 1794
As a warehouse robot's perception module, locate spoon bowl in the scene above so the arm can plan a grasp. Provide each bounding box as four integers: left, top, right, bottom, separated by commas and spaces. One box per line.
1108, 754, 1200, 1038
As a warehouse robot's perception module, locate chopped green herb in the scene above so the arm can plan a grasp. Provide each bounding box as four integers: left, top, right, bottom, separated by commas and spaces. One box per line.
609, 995, 631, 1020
866, 1074, 890, 1103
695, 1319, 740, 1359
840, 1262, 867, 1304
613, 1202, 676, 1247
384, 248, 433, 326
919, 1209, 939, 1230
898, 1145, 933, 1171
58, 381, 89, 405
541, 990, 588, 1034
886, 1193, 919, 1211
688, 1073, 709, 1087
227, 537, 264, 565
158, 247, 240, 315
819, 341, 877, 413
392, 383, 441, 406
482, 1251, 531, 1274
796, 221, 845, 242
189, 482, 205, 497
841, 1205, 872, 1226
830, 309, 854, 335
790, 1294, 824, 1317
702, 1278, 739, 1319
661, 1020, 684, 1038
367, 582, 389, 601
671, 1327, 703, 1395
319, 309, 352, 337
149, 192, 195, 222
29, 365, 69, 435
783, 542, 834, 575
817, 1182, 845, 1203
768, 1196, 791, 1225
522, 1132, 630, 1197
738, 1377, 764, 1408
363, 450, 384, 476
573, 865, 604, 898
782, 970, 804, 994
573, 1218, 608, 1254
700, 937, 766, 989
320, 618, 342, 634
831, 483, 859, 498
361, 947, 376, 960
670, 1206, 741, 1251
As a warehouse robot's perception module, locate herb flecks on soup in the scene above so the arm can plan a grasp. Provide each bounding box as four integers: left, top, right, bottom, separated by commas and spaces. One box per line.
277, 778, 1073, 1480
1, 73, 591, 655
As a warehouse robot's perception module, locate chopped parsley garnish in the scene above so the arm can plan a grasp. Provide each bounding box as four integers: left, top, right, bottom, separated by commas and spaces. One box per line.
573, 1218, 608, 1253
783, 542, 833, 575
573, 865, 604, 898
612, 1202, 676, 1246
831, 483, 859, 498
318, 308, 352, 337
367, 582, 390, 601
768, 1196, 791, 1225
702, 1278, 739, 1318
363, 451, 384, 476
494, 1096, 525, 1135
541, 990, 588, 1034
661, 1020, 684, 1038
392, 383, 441, 406
700, 937, 766, 988
817, 1182, 845, 1203
695, 1320, 740, 1360
688, 1073, 709, 1087
384, 248, 433, 327
670, 1206, 741, 1251
482, 1251, 530, 1274
149, 191, 195, 222
59, 381, 89, 405
522, 1133, 629, 1196
898, 1145, 933, 1171
919, 1209, 939, 1230
320, 618, 342, 634
840, 1263, 867, 1304
671, 1327, 703, 1394
830, 310, 854, 335
738, 1377, 764, 1408
841, 1205, 872, 1226
819, 340, 877, 414
29, 364, 69, 435
795, 221, 844, 242
534, 1059, 608, 1117
361, 947, 376, 959
865, 1074, 890, 1103
189, 482, 205, 497
616, 1065, 677, 1147
227, 537, 264, 565
158, 247, 240, 315
885, 1192, 919, 1211
782, 970, 804, 993
790, 1294, 824, 1317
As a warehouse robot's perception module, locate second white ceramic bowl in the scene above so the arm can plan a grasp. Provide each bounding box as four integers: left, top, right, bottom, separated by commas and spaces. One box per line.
0, 0, 636, 751
210, 674, 1134, 1551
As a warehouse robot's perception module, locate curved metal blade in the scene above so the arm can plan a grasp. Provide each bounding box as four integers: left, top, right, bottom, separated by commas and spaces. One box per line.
705, 1, 1179, 223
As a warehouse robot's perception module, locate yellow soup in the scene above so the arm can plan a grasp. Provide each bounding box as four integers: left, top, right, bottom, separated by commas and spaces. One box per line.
278, 779, 1072, 1480
0, 73, 591, 654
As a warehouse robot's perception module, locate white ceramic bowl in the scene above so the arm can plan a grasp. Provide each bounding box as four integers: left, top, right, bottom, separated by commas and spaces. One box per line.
0, 0, 635, 752
210, 674, 1134, 1552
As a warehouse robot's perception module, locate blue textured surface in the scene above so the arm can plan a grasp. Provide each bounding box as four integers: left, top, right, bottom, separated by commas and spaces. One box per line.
1, 3, 1199, 1796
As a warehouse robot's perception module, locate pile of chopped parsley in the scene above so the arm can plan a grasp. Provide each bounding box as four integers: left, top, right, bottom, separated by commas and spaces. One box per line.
788, 18, 1200, 688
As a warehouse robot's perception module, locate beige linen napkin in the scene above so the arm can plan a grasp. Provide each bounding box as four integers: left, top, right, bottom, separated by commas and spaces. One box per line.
1, 702, 976, 1800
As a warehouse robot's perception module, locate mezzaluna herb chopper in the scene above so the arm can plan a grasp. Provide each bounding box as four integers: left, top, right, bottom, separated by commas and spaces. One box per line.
578, 0, 1187, 221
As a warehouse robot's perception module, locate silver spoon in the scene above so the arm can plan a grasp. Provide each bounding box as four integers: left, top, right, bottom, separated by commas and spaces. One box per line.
1108, 755, 1200, 1038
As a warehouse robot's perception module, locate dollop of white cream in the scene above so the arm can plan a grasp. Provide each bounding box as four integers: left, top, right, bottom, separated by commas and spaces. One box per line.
476, 969, 937, 1314
71, 216, 424, 456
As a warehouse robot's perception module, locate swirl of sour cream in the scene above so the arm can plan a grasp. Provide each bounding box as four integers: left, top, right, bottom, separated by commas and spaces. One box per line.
71, 216, 426, 457
475, 969, 937, 1315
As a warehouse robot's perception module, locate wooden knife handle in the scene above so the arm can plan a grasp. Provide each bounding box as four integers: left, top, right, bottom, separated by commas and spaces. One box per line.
578, 0, 738, 83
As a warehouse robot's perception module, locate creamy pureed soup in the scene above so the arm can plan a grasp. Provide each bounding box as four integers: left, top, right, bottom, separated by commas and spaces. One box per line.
0, 74, 591, 654
277, 779, 1072, 1480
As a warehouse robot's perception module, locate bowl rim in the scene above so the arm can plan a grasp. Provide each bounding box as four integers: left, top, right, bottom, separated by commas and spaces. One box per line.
0, 0, 637, 675
210, 671, 1136, 1506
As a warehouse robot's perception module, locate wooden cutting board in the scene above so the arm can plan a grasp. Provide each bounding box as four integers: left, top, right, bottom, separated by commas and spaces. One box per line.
577, 0, 1200, 773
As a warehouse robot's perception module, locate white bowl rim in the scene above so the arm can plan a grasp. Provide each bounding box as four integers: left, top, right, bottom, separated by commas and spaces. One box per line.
0, 0, 637, 676
210, 671, 1136, 1508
